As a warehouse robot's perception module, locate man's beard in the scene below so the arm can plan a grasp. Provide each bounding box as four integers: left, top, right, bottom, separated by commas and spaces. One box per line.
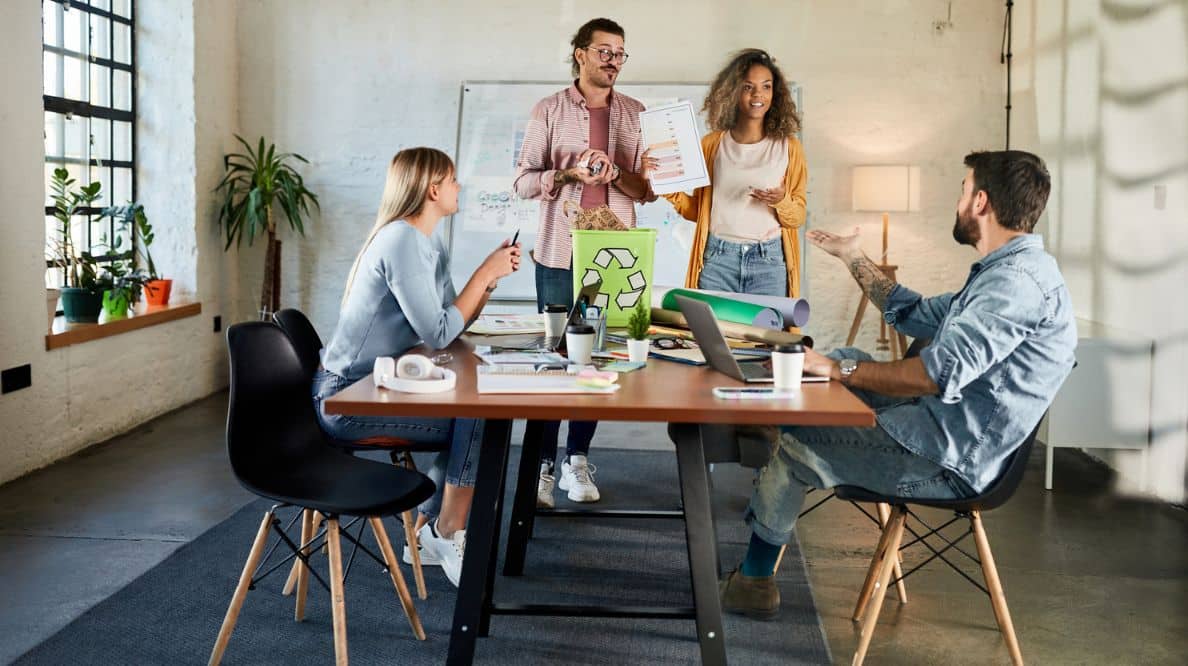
952, 206, 980, 246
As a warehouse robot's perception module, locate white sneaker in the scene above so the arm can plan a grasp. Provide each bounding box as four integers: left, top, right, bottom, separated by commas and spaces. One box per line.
418, 521, 466, 587
402, 542, 440, 567
537, 462, 556, 509
558, 455, 600, 502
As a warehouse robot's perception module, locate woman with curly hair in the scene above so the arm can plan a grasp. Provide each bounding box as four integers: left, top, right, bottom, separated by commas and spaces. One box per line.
655, 49, 807, 297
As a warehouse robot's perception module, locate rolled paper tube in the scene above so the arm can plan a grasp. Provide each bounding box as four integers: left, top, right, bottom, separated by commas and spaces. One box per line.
650, 308, 813, 348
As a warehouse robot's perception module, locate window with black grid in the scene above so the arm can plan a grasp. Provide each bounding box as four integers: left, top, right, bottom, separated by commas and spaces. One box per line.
42, 0, 136, 288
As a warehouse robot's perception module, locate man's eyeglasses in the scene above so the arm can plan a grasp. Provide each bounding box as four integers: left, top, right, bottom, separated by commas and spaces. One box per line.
653, 337, 695, 350
585, 47, 629, 64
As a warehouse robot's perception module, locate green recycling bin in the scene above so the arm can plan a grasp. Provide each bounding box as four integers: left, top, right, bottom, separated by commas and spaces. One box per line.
570, 228, 657, 327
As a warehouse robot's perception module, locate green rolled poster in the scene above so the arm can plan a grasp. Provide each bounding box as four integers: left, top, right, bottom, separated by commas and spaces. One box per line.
658, 288, 783, 330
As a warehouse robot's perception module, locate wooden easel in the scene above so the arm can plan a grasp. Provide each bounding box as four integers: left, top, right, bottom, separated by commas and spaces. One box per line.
845, 213, 908, 356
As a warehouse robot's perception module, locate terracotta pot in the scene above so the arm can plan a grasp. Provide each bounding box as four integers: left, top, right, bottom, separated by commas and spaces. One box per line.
144, 279, 172, 306
46, 288, 60, 330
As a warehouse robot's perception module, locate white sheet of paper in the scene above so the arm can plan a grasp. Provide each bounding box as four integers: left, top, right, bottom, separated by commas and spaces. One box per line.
640, 101, 710, 195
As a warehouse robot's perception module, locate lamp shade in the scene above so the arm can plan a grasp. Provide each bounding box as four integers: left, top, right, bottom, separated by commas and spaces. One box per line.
852, 165, 921, 212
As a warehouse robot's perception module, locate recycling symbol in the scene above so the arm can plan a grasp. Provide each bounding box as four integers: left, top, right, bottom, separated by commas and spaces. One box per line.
581, 247, 647, 310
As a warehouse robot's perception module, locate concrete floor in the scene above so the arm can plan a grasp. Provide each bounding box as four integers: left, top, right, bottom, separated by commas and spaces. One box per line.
0, 391, 1185, 664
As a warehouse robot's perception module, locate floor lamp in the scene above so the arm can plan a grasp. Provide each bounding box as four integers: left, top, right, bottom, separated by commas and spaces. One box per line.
847, 165, 919, 358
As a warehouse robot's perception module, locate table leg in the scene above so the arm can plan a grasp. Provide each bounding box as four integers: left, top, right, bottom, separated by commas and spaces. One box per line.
504, 420, 546, 576
675, 425, 728, 666
447, 418, 512, 665
479, 422, 513, 638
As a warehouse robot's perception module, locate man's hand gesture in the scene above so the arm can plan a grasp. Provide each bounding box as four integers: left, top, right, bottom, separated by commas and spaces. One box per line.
807, 226, 863, 263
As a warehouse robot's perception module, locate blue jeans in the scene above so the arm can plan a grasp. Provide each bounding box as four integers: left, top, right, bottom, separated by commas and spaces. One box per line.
697, 234, 787, 296
744, 348, 975, 546
311, 368, 481, 520
535, 262, 597, 467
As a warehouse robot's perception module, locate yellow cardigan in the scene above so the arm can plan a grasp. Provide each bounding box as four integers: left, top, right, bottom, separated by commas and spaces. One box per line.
663, 131, 808, 298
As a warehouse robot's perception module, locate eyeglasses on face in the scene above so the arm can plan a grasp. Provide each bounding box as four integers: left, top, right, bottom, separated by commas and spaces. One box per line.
585, 47, 629, 64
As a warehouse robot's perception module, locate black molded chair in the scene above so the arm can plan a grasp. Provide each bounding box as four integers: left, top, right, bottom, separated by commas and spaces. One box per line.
835, 421, 1040, 666
273, 307, 446, 599
209, 321, 436, 665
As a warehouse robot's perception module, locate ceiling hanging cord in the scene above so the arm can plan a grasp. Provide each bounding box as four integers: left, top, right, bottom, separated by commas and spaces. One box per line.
1000, 1, 1014, 149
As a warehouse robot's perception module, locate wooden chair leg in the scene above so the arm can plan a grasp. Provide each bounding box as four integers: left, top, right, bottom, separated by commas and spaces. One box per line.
294, 508, 314, 621
326, 517, 349, 666
393, 453, 428, 600
876, 503, 908, 604
208, 510, 274, 666
284, 509, 312, 597
773, 544, 787, 573
972, 511, 1024, 666
402, 510, 428, 599
852, 506, 898, 622
852, 507, 907, 666
369, 517, 427, 641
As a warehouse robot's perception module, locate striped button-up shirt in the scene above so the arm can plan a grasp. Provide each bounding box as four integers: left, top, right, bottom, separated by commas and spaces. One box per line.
513, 83, 655, 269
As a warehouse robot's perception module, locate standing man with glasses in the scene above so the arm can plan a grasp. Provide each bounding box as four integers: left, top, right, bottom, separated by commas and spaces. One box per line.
513, 17, 658, 508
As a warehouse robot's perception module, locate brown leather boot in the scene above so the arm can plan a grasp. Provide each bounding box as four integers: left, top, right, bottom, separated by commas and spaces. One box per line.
719, 568, 780, 619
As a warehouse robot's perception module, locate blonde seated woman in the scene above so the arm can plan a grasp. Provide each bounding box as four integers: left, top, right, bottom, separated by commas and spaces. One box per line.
312, 147, 520, 587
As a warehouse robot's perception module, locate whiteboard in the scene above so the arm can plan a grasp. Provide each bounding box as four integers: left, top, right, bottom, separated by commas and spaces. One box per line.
447, 81, 803, 302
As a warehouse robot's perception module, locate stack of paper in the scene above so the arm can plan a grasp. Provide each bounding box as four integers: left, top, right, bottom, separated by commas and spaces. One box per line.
469, 314, 546, 336
476, 367, 620, 394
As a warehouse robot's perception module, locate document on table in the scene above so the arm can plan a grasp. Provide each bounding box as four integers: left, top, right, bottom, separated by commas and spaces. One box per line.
469, 313, 545, 335
640, 101, 710, 195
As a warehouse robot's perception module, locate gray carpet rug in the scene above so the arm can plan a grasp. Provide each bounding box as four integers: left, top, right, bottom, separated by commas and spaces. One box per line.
15, 447, 830, 665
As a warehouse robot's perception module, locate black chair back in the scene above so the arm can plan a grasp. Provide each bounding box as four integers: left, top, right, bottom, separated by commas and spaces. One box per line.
273, 308, 323, 379
225, 321, 329, 493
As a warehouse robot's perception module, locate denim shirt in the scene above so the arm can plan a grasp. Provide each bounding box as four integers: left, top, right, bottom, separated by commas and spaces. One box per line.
321, 223, 463, 383
878, 235, 1077, 492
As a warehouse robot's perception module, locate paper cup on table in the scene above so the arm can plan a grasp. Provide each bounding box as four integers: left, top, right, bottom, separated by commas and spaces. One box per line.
566, 324, 595, 365
771, 343, 805, 391
544, 304, 568, 338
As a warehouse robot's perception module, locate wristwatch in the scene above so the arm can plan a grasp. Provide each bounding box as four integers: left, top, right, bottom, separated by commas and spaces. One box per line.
610, 164, 622, 183
838, 358, 859, 384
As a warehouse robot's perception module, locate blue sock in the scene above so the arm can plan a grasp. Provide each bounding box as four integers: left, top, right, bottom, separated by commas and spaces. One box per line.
740, 532, 782, 577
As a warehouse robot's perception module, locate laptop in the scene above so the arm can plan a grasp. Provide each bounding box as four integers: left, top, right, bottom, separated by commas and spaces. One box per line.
675, 295, 776, 383
496, 278, 602, 352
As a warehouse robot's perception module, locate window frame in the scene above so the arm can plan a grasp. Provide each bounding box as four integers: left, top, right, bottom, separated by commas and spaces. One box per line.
42, 0, 137, 284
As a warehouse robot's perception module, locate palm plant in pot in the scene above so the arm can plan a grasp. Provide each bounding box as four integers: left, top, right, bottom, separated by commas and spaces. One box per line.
101, 202, 169, 305
215, 135, 319, 319
48, 167, 105, 323
626, 298, 652, 363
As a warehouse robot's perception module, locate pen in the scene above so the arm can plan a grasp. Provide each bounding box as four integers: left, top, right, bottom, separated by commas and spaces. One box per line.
509, 229, 520, 247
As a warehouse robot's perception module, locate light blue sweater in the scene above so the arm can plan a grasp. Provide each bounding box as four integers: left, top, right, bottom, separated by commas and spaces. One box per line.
321, 222, 464, 382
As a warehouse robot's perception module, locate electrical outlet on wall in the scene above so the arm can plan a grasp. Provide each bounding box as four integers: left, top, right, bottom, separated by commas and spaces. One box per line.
213, 315, 222, 333
2, 364, 32, 394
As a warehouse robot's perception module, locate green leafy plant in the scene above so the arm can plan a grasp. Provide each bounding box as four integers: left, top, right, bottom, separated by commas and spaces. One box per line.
627, 298, 651, 340
215, 135, 320, 317
101, 202, 158, 280
215, 135, 319, 249
48, 167, 103, 289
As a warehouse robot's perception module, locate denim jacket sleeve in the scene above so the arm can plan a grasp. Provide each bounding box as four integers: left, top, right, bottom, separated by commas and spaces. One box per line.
918, 266, 1045, 404
883, 283, 955, 340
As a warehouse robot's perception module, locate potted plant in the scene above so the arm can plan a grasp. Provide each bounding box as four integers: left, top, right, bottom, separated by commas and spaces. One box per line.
97, 258, 147, 322
48, 167, 105, 323
626, 298, 651, 363
216, 135, 319, 319
101, 202, 170, 305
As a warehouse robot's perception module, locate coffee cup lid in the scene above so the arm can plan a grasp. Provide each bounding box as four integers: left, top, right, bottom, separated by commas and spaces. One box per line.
544, 304, 568, 313
775, 343, 805, 353
566, 324, 594, 334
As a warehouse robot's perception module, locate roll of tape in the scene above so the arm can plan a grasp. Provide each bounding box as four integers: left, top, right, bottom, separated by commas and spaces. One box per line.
396, 354, 437, 380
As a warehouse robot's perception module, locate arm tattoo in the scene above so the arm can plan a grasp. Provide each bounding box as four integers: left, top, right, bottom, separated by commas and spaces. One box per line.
847, 255, 897, 310
554, 170, 576, 186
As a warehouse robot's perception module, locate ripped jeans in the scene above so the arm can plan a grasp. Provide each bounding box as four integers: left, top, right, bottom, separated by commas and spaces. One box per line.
744, 348, 975, 546
312, 368, 481, 521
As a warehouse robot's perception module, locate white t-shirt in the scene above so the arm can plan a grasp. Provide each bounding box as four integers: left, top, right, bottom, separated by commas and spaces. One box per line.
709, 132, 788, 243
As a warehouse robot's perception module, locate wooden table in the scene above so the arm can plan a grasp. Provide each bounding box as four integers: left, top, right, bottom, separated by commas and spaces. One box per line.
325, 339, 874, 665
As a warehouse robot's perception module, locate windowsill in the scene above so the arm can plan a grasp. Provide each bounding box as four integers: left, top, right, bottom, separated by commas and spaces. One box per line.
45, 301, 203, 350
